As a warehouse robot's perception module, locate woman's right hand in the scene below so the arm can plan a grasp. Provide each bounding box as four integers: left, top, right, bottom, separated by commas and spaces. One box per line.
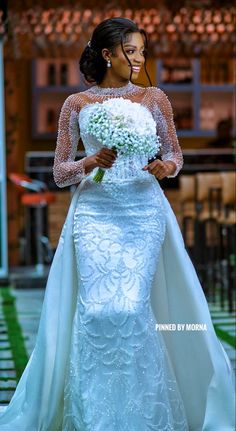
84, 147, 117, 174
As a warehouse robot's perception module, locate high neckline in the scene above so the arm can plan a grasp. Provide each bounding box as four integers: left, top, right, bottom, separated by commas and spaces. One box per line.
87, 81, 143, 96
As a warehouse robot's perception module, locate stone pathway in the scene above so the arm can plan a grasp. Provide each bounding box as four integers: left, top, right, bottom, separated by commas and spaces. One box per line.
0, 287, 235, 408
0, 288, 44, 406
0, 304, 16, 405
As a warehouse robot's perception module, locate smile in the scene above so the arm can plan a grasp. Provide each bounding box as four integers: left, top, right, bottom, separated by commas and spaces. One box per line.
130, 66, 141, 73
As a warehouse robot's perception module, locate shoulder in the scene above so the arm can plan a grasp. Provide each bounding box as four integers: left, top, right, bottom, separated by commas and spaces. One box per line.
145, 86, 173, 113
61, 91, 90, 113
146, 86, 171, 103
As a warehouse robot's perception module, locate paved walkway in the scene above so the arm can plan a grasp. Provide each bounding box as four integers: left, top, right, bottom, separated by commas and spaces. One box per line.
0, 288, 44, 405
0, 288, 235, 407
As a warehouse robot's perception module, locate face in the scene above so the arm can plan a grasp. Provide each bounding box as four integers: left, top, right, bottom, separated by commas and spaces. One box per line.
102, 32, 146, 82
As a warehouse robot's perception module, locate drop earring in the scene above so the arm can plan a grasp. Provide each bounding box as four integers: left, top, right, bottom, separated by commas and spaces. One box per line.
107, 60, 111, 68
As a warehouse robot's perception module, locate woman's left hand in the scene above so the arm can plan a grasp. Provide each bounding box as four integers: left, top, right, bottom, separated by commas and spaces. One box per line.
142, 160, 176, 180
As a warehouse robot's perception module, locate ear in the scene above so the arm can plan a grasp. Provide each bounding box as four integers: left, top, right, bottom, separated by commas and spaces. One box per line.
101, 48, 111, 62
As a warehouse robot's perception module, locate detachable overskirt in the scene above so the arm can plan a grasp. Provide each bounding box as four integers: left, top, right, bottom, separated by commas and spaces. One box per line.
0, 176, 235, 431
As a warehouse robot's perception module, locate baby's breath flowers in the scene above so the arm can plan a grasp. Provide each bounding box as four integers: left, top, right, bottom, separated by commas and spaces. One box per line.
87, 98, 161, 183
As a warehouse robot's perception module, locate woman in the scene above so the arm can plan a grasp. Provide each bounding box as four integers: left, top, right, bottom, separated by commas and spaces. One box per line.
0, 17, 235, 431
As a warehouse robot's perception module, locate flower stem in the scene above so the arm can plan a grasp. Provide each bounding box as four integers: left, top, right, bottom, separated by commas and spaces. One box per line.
93, 168, 105, 183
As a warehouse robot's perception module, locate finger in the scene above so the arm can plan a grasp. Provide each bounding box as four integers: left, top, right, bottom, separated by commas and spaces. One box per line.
149, 165, 163, 175
97, 158, 114, 168
100, 153, 117, 162
145, 160, 164, 172
147, 161, 157, 170
156, 169, 167, 179
101, 147, 117, 153
101, 148, 117, 157
151, 166, 166, 178
152, 169, 162, 177
155, 159, 165, 166
99, 152, 117, 161
144, 165, 155, 173
101, 156, 116, 163
155, 162, 167, 174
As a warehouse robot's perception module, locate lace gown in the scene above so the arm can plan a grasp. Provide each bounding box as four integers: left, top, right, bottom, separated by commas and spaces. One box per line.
53, 82, 187, 430
0, 82, 235, 431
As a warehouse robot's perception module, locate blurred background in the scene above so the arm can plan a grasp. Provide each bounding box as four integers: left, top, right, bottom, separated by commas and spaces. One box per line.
0, 0, 235, 405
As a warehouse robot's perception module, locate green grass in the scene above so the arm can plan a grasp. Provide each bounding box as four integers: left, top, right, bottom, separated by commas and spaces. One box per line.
213, 325, 236, 348
212, 321, 236, 326
0, 287, 28, 381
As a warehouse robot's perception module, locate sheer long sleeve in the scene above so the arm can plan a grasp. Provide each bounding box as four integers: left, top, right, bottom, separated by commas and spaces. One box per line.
53, 94, 87, 188
148, 87, 183, 177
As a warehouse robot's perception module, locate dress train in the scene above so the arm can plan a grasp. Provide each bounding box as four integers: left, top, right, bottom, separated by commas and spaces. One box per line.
0, 177, 235, 430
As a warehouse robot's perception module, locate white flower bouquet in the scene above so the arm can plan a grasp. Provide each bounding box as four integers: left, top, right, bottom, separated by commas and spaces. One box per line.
87, 98, 161, 183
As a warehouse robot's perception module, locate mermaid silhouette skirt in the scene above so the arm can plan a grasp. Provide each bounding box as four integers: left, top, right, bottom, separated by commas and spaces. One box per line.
0, 174, 235, 430
62, 177, 189, 431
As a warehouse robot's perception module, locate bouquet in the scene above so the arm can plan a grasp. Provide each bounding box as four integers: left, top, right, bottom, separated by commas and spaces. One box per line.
86, 98, 161, 183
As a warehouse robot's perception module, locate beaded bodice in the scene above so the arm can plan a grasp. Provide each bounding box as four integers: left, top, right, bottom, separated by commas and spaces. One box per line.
53, 82, 183, 187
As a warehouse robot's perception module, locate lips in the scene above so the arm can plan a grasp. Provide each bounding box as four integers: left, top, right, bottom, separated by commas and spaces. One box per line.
130, 66, 141, 73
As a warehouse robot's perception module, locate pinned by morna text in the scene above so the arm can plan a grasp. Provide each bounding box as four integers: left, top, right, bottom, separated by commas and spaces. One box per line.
155, 323, 208, 331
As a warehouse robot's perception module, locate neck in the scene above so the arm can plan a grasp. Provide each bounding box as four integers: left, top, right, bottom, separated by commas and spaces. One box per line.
98, 76, 130, 88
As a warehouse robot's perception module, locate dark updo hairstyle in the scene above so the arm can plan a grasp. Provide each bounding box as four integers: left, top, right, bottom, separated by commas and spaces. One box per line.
79, 17, 152, 86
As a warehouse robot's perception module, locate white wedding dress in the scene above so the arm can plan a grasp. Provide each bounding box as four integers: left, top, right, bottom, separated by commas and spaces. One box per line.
0, 82, 235, 430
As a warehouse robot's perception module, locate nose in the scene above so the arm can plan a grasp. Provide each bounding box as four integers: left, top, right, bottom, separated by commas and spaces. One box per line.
134, 52, 145, 64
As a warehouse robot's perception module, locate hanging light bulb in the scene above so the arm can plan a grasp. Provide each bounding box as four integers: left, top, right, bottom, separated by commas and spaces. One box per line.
75, 25, 81, 34
45, 24, 53, 35
173, 14, 182, 24
147, 24, 155, 34
213, 12, 221, 24
34, 25, 42, 35
210, 33, 219, 42
203, 10, 212, 24
124, 9, 133, 19
153, 15, 161, 25
196, 24, 205, 34
65, 25, 73, 34
55, 23, 63, 34
224, 13, 232, 24
72, 11, 81, 24
166, 24, 175, 33
206, 24, 215, 33
188, 24, 195, 32
226, 24, 234, 32
193, 11, 202, 24
216, 23, 225, 33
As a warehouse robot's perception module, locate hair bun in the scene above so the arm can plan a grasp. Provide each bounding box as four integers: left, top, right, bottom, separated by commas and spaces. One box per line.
79, 17, 149, 85
80, 43, 102, 83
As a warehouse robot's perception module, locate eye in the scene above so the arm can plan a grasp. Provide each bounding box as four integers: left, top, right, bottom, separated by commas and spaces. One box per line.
126, 50, 135, 55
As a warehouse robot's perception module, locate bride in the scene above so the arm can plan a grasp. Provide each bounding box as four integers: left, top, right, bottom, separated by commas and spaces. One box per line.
0, 17, 235, 431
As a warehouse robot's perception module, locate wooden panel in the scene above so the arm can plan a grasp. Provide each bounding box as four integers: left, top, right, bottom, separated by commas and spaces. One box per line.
48, 191, 71, 248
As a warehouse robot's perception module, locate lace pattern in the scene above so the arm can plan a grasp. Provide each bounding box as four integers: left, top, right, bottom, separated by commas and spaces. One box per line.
53, 95, 86, 188
62, 177, 189, 430
143, 87, 183, 177
56, 83, 189, 430
86, 81, 142, 96
53, 83, 183, 188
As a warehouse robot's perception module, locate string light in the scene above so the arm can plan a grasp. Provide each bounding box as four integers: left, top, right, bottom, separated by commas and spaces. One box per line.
0, 6, 235, 58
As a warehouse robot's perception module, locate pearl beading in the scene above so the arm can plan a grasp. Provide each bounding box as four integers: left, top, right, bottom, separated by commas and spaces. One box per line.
53, 84, 183, 188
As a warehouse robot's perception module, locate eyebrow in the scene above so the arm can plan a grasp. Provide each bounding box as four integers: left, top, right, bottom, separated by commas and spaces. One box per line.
124, 44, 145, 49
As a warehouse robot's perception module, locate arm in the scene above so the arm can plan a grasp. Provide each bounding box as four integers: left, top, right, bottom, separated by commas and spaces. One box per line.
53, 94, 88, 188
53, 95, 117, 187
151, 88, 183, 177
